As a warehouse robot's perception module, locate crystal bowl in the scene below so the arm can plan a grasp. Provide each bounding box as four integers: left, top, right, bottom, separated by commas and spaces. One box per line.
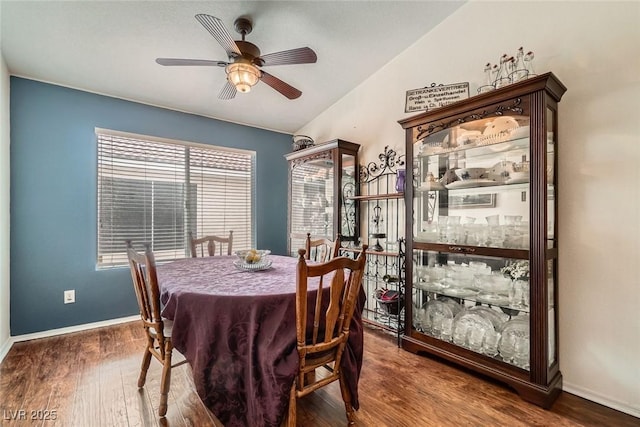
235, 249, 271, 264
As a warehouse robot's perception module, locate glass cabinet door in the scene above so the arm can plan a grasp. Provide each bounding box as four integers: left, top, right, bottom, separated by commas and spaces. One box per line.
547, 106, 556, 249
546, 106, 557, 368
414, 110, 532, 251
412, 249, 531, 370
410, 106, 535, 372
289, 154, 334, 255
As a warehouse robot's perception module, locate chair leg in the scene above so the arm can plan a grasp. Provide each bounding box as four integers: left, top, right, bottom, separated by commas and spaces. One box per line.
137, 342, 153, 388
158, 346, 173, 417
284, 381, 297, 427
338, 374, 355, 425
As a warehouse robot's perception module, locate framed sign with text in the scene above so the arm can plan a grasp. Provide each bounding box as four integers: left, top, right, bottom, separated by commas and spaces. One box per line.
405, 82, 470, 113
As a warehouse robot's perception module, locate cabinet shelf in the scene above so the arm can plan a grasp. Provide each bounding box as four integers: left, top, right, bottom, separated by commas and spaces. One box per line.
399, 73, 566, 409
413, 285, 531, 315
411, 241, 529, 260
417, 134, 531, 159
417, 182, 529, 194
347, 193, 404, 201
342, 247, 399, 257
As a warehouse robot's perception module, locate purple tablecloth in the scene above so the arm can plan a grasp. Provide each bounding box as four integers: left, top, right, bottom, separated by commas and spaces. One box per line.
157, 255, 364, 427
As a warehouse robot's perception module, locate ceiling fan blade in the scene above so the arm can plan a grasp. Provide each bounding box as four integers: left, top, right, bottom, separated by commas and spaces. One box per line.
260, 71, 302, 99
156, 58, 228, 67
218, 81, 237, 100
195, 14, 242, 57
257, 47, 317, 67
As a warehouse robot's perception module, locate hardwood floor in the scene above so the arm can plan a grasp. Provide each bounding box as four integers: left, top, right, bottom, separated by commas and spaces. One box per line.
0, 322, 637, 426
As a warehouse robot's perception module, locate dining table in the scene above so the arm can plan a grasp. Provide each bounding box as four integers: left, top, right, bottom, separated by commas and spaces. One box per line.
157, 254, 366, 427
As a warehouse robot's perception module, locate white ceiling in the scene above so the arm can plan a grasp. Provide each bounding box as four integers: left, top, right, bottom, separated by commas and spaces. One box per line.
1, 1, 464, 134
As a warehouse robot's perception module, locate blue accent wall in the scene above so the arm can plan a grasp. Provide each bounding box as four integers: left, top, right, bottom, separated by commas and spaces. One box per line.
10, 77, 291, 335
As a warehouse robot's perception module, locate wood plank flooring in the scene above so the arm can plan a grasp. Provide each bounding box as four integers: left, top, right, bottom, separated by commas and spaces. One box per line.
0, 322, 637, 426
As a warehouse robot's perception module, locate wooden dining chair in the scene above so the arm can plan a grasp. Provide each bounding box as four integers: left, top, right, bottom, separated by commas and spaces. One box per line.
286, 244, 368, 426
305, 232, 341, 262
126, 241, 186, 417
188, 230, 233, 257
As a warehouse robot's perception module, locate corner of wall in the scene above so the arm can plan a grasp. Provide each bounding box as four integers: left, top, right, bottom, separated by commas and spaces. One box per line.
0, 337, 12, 365
0, 51, 11, 347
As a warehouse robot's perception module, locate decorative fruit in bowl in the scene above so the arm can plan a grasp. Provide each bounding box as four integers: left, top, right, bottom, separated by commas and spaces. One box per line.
236, 249, 271, 264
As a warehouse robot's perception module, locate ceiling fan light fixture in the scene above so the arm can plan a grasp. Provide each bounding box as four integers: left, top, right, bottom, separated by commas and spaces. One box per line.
226, 62, 261, 93
156, 14, 315, 99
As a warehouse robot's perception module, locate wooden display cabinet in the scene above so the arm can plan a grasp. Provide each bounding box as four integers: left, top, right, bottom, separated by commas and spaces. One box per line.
285, 139, 360, 256
398, 73, 566, 407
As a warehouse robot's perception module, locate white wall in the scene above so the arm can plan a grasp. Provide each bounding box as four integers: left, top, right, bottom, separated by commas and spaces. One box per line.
0, 50, 11, 356
297, 1, 640, 417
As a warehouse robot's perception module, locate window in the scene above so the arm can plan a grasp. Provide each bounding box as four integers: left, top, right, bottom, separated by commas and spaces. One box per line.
97, 129, 255, 268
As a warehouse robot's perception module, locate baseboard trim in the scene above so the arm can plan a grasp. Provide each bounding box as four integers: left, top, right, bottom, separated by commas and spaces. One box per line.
1, 315, 140, 366
563, 382, 640, 418
11, 315, 140, 343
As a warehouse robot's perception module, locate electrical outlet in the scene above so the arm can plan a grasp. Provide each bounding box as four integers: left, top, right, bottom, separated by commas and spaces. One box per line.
64, 290, 75, 304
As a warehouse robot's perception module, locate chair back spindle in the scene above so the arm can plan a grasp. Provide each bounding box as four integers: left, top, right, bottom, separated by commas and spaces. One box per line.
305, 232, 341, 262
189, 230, 234, 257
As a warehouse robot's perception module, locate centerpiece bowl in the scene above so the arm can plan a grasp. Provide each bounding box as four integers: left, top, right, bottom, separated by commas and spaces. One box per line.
234, 249, 272, 271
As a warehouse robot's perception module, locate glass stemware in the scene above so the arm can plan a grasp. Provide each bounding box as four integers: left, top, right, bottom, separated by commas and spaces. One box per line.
509, 47, 529, 83
468, 328, 485, 352
524, 51, 536, 78
514, 336, 530, 369
483, 332, 500, 357
478, 62, 495, 93
494, 54, 511, 89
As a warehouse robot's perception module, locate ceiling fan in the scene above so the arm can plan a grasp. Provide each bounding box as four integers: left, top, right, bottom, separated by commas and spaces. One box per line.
156, 14, 317, 100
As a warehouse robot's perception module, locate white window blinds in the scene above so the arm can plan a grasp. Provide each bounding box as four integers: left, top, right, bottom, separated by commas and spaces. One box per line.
97, 130, 255, 268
